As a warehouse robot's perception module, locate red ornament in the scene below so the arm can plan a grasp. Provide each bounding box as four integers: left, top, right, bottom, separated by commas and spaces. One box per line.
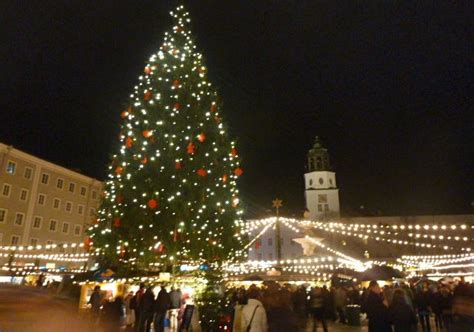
215, 116, 222, 124
116, 195, 124, 204
148, 199, 158, 209
144, 66, 152, 75
210, 103, 217, 113
234, 167, 243, 177
197, 168, 207, 177
197, 133, 206, 143
141, 156, 148, 164
155, 243, 166, 253
115, 166, 124, 175
231, 148, 238, 157
173, 102, 181, 110
113, 218, 121, 228
222, 174, 228, 183
187, 142, 195, 154
84, 237, 92, 251
119, 246, 126, 258
144, 91, 153, 101
175, 161, 182, 169
172, 80, 180, 88
120, 111, 128, 119
125, 137, 133, 148
142, 130, 153, 138
172, 49, 179, 55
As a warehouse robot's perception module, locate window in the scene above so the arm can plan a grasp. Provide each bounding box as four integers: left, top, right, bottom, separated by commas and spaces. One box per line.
318, 194, 328, 203
78, 204, 84, 215
19, 189, 29, 201
24, 167, 33, 180
56, 178, 64, 189
11, 235, 20, 246
324, 204, 329, 212
53, 198, 61, 209
90, 208, 96, 217
92, 190, 97, 199
0, 209, 7, 223
30, 238, 38, 247
2, 184, 11, 197
268, 253, 273, 260
80, 186, 87, 196
38, 193, 46, 205
14, 213, 24, 226
41, 173, 49, 185
49, 219, 57, 232
255, 239, 262, 249
33, 216, 42, 229
68, 182, 75, 193
6, 161, 16, 174
309, 179, 313, 186
65, 201, 72, 213
62, 222, 69, 234
257, 253, 262, 260
74, 225, 82, 236
268, 238, 273, 246
318, 177, 324, 185
317, 204, 323, 212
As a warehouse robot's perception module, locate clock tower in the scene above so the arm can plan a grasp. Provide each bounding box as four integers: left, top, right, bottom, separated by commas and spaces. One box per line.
304, 137, 340, 220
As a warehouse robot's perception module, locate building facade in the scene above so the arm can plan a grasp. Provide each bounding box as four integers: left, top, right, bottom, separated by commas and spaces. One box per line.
0, 143, 103, 247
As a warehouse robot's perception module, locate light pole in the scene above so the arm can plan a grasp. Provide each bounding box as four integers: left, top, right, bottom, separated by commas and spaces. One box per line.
272, 198, 283, 265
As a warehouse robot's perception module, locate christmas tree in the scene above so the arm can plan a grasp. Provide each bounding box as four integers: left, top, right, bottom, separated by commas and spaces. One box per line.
89, 5, 244, 272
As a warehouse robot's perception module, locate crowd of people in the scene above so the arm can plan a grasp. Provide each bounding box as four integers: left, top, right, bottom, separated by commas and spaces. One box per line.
88, 283, 184, 332
227, 278, 474, 332
86, 278, 474, 332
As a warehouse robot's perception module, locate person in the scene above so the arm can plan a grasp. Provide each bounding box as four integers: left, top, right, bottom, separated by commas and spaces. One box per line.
292, 285, 308, 331
154, 285, 171, 332
309, 287, 328, 332
169, 286, 183, 309
137, 287, 155, 332
334, 286, 347, 324
389, 289, 417, 332
88, 285, 102, 324
364, 280, 392, 332
131, 283, 145, 332
431, 286, 443, 331
415, 282, 432, 332
438, 286, 453, 332
168, 286, 182, 330
102, 296, 124, 332
241, 286, 268, 332
232, 288, 248, 332
124, 291, 136, 330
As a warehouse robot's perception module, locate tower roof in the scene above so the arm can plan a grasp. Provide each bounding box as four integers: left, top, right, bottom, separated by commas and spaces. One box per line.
308, 136, 327, 155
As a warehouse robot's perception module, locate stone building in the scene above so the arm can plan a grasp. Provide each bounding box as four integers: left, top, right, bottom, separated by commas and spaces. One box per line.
0, 143, 103, 247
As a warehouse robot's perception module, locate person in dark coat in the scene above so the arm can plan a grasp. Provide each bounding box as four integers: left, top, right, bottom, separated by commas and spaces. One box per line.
132, 283, 145, 332
364, 280, 392, 332
292, 285, 308, 331
88, 285, 102, 323
137, 287, 155, 332
415, 282, 432, 332
308, 287, 328, 332
438, 287, 453, 332
389, 289, 417, 332
154, 285, 171, 332
102, 296, 124, 332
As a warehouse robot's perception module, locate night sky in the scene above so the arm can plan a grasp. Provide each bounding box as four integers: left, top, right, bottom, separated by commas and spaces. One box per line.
1, 1, 473, 217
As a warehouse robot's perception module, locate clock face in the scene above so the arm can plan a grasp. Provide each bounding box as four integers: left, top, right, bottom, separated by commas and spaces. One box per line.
319, 178, 324, 185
